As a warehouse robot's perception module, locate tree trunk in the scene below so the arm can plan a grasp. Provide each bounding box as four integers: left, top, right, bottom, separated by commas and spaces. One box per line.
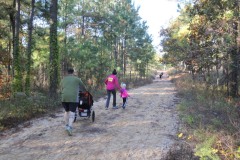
12, 0, 23, 92
229, 1, 239, 97
114, 37, 118, 67
25, 0, 35, 95
216, 54, 219, 86
123, 38, 127, 77
10, 0, 16, 60
61, 0, 69, 75
230, 47, 238, 97
121, 38, 124, 73
49, 0, 59, 98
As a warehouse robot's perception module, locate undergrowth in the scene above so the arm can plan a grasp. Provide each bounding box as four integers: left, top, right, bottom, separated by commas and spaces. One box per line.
0, 93, 61, 131
171, 71, 240, 159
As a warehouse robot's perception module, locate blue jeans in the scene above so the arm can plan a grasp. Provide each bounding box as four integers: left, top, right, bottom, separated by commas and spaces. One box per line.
105, 89, 116, 108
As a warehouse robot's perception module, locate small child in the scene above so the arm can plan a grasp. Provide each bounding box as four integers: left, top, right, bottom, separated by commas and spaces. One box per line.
120, 83, 130, 109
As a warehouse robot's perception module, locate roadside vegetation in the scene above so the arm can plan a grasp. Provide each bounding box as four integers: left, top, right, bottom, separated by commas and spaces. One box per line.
168, 69, 240, 160
0, 71, 155, 132
160, 0, 240, 159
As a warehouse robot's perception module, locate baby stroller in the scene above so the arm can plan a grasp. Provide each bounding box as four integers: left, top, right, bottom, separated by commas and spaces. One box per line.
74, 91, 95, 122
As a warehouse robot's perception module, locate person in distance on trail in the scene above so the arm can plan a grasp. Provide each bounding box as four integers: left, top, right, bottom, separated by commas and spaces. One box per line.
104, 69, 121, 110
120, 83, 130, 109
60, 68, 86, 136
159, 72, 163, 79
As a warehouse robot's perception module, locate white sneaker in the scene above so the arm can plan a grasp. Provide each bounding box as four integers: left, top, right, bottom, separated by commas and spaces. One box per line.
112, 106, 118, 109
65, 124, 69, 131
66, 126, 73, 136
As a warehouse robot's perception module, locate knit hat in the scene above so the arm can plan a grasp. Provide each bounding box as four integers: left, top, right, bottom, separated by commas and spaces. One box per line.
121, 83, 126, 89
112, 69, 117, 75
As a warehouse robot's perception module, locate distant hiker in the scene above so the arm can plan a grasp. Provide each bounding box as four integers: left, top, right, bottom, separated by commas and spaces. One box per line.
120, 83, 130, 109
159, 72, 163, 79
104, 69, 121, 110
60, 68, 87, 136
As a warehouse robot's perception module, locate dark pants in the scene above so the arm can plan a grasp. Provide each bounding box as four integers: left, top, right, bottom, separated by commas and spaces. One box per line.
105, 89, 116, 108
62, 102, 78, 112
122, 98, 127, 107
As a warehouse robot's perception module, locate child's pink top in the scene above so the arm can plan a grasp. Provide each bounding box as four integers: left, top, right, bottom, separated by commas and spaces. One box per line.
105, 74, 120, 90
120, 88, 129, 98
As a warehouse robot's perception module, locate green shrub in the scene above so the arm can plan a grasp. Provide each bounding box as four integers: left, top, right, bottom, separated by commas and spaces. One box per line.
194, 136, 221, 160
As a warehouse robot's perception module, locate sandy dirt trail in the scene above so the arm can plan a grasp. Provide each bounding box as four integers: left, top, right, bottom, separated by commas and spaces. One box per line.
0, 72, 180, 160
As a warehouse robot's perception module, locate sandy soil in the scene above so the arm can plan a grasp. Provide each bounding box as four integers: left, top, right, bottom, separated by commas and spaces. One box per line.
0, 71, 180, 160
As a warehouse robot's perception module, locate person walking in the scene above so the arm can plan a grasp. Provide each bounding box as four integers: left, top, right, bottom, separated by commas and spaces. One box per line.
120, 83, 130, 109
159, 72, 163, 79
104, 69, 121, 110
60, 68, 86, 136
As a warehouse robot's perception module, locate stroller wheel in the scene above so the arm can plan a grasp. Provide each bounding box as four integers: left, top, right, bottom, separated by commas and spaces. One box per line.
92, 111, 95, 122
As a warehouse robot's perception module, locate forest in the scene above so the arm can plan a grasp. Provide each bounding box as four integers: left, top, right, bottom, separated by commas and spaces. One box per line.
0, 0, 156, 99
160, 0, 240, 159
0, 0, 240, 159
0, 0, 158, 139
161, 0, 240, 98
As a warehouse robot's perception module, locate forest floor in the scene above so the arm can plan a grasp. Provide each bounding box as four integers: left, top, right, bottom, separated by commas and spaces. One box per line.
0, 71, 182, 160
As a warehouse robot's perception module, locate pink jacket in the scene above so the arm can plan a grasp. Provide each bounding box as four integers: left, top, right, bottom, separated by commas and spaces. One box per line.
120, 88, 129, 98
105, 74, 120, 90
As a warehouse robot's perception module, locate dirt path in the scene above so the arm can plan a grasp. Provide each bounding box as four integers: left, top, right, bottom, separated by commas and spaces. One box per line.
0, 71, 180, 160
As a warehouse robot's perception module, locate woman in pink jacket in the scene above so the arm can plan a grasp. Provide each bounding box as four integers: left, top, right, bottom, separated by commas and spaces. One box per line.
104, 69, 120, 109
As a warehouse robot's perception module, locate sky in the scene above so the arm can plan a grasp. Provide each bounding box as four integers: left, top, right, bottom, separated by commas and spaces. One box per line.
133, 0, 180, 51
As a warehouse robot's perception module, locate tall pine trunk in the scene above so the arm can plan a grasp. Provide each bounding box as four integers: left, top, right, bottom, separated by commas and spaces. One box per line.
229, 1, 239, 97
25, 0, 35, 95
114, 37, 118, 68
49, 0, 59, 98
12, 0, 23, 92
